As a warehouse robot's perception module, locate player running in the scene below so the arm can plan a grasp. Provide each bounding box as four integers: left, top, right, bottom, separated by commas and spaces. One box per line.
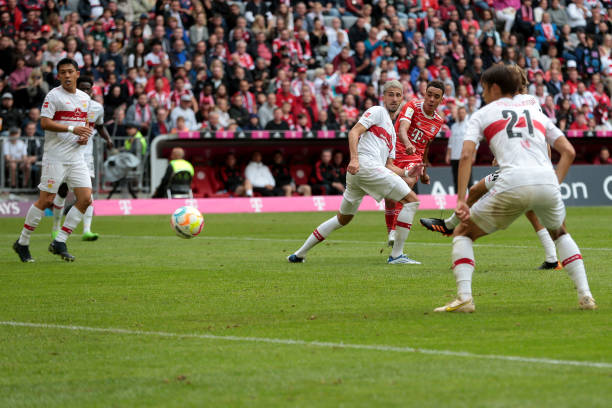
384, 81, 445, 264
434, 64, 596, 312
420, 66, 561, 270
287, 80, 424, 264
51, 77, 113, 242
13, 58, 93, 262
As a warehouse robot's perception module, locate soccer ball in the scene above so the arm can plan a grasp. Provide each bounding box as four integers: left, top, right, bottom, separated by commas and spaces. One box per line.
170, 206, 204, 239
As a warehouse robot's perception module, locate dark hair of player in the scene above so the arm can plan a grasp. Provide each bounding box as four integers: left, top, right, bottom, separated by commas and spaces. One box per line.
508, 65, 528, 94
56, 57, 78, 71
426, 80, 445, 95
77, 76, 94, 86
480, 64, 519, 95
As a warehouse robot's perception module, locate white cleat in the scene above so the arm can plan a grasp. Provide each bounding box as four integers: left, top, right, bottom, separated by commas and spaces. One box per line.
434, 298, 475, 313
578, 296, 598, 310
387, 229, 396, 247
387, 254, 421, 264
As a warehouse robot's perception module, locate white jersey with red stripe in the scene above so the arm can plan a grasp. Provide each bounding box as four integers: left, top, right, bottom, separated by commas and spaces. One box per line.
464, 95, 563, 193
83, 100, 105, 159
40, 86, 91, 163
356, 106, 396, 168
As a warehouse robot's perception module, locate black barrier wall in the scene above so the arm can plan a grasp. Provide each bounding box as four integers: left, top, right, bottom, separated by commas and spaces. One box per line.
418, 165, 612, 206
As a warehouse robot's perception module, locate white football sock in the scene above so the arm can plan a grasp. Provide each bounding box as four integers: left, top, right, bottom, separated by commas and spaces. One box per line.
294, 215, 343, 258
18, 205, 44, 246
391, 202, 419, 258
52, 195, 65, 232
55, 207, 84, 243
452, 235, 474, 301
536, 228, 557, 263
83, 203, 94, 233
556, 234, 592, 298
246, 189, 253, 197
444, 213, 460, 229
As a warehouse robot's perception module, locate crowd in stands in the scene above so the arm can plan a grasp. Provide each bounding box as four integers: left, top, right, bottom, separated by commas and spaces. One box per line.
1, 0, 612, 191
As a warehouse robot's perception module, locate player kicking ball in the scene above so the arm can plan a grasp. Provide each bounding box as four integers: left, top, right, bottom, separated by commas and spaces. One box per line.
287, 80, 424, 264
13, 58, 93, 262
384, 81, 445, 264
421, 66, 561, 270
434, 64, 596, 312
51, 77, 113, 242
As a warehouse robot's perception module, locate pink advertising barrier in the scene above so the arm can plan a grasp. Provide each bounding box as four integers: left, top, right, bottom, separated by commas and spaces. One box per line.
92, 195, 457, 216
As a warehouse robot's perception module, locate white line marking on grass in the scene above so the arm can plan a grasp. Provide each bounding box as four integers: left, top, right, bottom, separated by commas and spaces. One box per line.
2, 233, 610, 251
1, 321, 611, 369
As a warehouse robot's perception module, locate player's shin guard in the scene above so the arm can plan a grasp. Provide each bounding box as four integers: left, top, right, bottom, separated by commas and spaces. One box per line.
555, 234, 592, 298
390, 202, 419, 258
294, 216, 343, 258
18, 205, 44, 245
83, 202, 94, 233
384, 199, 396, 232
52, 195, 66, 232
452, 236, 474, 301
56, 207, 84, 243
536, 228, 557, 263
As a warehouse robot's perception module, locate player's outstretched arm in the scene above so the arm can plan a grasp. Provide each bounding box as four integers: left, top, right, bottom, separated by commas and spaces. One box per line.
552, 135, 575, 183
96, 124, 114, 149
347, 122, 367, 175
398, 118, 416, 155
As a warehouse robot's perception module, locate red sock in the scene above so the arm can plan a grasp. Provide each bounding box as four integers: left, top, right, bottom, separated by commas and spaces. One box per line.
384, 200, 396, 232
392, 201, 403, 230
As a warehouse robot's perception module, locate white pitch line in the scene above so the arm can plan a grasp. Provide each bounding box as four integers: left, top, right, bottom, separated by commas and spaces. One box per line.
2, 234, 610, 251
1, 321, 611, 369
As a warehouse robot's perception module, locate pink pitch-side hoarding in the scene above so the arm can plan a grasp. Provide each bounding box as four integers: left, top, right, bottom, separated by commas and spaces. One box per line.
91, 195, 457, 216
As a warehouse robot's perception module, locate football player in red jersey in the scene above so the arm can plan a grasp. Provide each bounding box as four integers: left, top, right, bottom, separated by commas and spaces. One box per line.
384, 81, 445, 263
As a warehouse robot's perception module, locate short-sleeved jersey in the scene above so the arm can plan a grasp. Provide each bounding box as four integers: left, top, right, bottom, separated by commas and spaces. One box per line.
84, 99, 105, 158
464, 95, 563, 193
394, 99, 444, 164
356, 106, 396, 168
40, 86, 91, 163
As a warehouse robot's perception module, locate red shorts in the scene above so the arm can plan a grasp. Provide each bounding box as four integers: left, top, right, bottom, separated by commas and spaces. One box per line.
393, 158, 422, 169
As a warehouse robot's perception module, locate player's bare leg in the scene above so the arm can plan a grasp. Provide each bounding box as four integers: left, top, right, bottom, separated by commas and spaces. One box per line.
288, 212, 354, 263
434, 219, 488, 312
14, 191, 56, 262
82, 178, 99, 241
525, 210, 560, 270
51, 183, 69, 239
50, 187, 92, 261
421, 179, 488, 235
547, 223, 597, 310
388, 190, 421, 264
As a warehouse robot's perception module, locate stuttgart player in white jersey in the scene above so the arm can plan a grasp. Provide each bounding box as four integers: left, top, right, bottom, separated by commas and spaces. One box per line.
287, 81, 424, 264
434, 64, 596, 312
51, 77, 113, 242
13, 58, 93, 263
420, 67, 561, 270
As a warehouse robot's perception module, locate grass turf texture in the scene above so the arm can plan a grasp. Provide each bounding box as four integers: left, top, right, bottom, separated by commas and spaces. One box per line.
0, 207, 611, 407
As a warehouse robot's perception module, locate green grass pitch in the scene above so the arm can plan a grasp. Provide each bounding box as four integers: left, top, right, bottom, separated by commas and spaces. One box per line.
0, 207, 611, 407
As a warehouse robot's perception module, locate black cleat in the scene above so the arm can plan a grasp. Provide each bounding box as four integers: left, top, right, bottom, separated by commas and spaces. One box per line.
48, 240, 75, 262
287, 254, 305, 263
420, 218, 454, 236
13, 241, 34, 262
538, 261, 562, 270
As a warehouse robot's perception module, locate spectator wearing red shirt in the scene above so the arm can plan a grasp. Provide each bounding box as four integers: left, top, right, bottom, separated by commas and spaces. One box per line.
332, 47, 356, 75
290, 66, 315, 96
230, 40, 254, 71
276, 80, 296, 108
428, 53, 451, 79
145, 65, 171, 94
292, 88, 319, 128
569, 113, 589, 131
593, 147, 612, 164
438, 0, 456, 21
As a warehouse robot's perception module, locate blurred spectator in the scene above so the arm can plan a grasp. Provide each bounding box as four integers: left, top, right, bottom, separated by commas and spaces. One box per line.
126, 92, 154, 131
218, 153, 252, 197
312, 149, 344, 195
245, 151, 281, 196
447, 106, 473, 192
170, 94, 198, 130
151, 108, 171, 138
593, 147, 612, 164
123, 123, 147, 158
313, 109, 338, 131
244, 114, 262, 131
228, 93, 250, 128
3, 127, 31, 188
0, 93, 22, 131
264, 107, 289, 131
258, 93, 276, 129
270, 150, 311, 197
332, 150, 346, 187
152, 146, 193, 198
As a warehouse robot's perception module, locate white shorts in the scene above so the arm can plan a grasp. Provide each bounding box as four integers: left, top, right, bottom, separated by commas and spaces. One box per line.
38, 160, 92, 193
86, 156, 95, 179
340, 166, 411, 215
471, 184, 565, 234
484, 170, 500, 190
